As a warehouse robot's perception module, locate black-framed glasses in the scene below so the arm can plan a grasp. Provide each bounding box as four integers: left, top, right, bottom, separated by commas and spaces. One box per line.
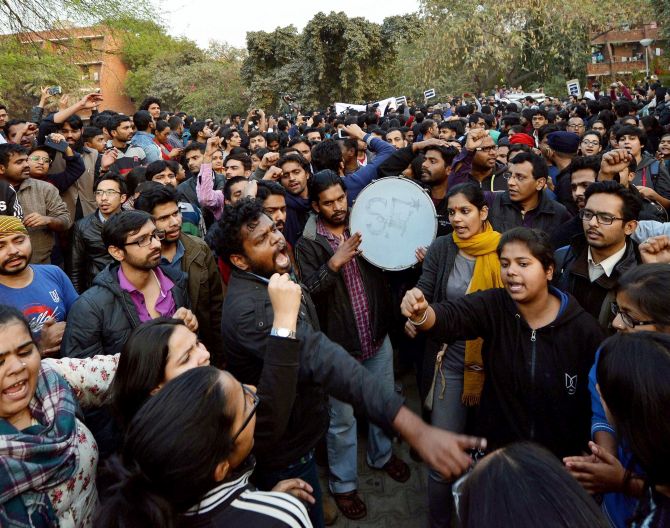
611, 302, 656, 328
231, 384, 260, 443
579, 209, 624, 225
475, 145, 497, 152
124, 230, 165, 247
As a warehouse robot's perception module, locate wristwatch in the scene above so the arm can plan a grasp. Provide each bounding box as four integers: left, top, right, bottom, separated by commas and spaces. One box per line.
270, 327, 297, 340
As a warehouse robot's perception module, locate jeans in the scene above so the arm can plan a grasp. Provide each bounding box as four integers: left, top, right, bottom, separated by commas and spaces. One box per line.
253, 451, 325, 528
428, 364, 468, 528
327, 335, 394, 494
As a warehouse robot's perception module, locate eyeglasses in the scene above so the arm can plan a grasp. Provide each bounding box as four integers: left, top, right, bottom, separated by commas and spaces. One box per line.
124, 230, 165, 247
475, 145, 497, 152
579, 209, 625, 225
610, 302, 656, 328
231, 384, 260, 443
581, 140, 600, 147
95, 189, 122, 197
29, 155, 50, 164
504, 173, 530, 183
568, 123, 585, 129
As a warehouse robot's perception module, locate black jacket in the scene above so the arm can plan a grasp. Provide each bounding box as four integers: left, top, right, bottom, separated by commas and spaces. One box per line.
71, 210, 114, 293
554, 234, 641, 330
415, 233, 461, 398
62, 263, 190, 358
430, 288, 603, 459
294, 215, 392, 358
488, 190, 571, 237
221, 269, 404, 470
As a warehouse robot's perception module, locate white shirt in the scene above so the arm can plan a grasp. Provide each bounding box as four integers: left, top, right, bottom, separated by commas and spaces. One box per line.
587, 244, 627, 282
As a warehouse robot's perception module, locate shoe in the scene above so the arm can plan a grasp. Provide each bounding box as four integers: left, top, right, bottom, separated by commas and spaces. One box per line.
332, 490, 367, 520
380, 453, 411, 482
322, 494, 339, 525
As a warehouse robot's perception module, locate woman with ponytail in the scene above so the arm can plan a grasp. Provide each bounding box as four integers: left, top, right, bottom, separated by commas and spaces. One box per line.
408, 182, 502, 528
97, 366, 313, 528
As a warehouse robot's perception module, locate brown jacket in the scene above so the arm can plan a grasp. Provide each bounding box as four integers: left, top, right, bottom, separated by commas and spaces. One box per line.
17, 178, 71, 264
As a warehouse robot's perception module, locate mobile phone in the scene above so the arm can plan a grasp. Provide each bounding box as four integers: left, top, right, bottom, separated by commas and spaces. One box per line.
44, 136, 68, 153
47, 86, 62, 96
337, 129, 349, 139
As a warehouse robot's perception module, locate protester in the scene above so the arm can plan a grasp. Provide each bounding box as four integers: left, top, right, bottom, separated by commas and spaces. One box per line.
71, 173, 127, 292
134, 183, 224, 366
402, 227, 603, 458
449, 128, 508, 191
97, 367, 314, 528
217, 198, 486, 527
458, 442, 609, 528
595, 332, 670, 527
0, 143, 71, 263
404, 182, 501, 527
295, 170, 409, 520
0, 304, 118, 527
564, 263, 670, 527
554, 181, 642, 330
0, 216, 77, 354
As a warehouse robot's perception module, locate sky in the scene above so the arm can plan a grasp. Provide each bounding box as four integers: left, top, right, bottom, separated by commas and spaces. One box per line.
159, 0, 421, 49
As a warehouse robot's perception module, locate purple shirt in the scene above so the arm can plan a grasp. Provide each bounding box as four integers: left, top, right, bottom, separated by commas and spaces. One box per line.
118, 266, 176, 323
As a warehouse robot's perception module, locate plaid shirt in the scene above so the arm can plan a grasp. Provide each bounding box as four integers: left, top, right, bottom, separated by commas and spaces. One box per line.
316, 217, 380, 361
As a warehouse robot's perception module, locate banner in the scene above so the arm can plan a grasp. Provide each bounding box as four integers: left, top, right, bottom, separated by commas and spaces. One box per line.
424, 88, 436, 100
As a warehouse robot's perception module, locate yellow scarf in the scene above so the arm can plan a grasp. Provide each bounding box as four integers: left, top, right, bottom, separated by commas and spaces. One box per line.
452, 222, 503, 406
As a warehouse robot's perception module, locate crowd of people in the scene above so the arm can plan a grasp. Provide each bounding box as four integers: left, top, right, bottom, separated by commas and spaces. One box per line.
0, 78, 670, 528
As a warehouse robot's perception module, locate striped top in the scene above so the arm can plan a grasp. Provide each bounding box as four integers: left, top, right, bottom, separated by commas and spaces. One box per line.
182, 465, 312, 528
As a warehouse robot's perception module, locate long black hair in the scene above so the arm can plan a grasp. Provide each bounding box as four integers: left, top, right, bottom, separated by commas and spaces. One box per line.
597, 332, 670, 487
459, 442, 609, 527
110, 318, 185, 428
97, 367, 236, 528
615, 264, 670, 332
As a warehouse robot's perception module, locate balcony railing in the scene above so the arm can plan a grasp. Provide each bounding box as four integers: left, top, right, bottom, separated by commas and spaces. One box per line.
587, 59, 647, 76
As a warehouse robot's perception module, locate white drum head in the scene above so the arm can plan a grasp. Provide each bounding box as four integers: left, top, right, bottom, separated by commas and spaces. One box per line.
349, 177, 437, 270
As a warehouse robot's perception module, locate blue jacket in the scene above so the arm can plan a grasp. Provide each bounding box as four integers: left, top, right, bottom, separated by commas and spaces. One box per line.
130, 131, 161, 164
589, 349, 640, 528
343, 134, 395, 206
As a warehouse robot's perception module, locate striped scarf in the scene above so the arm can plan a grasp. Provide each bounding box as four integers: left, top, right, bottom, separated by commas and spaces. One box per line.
0, 365, 78, 527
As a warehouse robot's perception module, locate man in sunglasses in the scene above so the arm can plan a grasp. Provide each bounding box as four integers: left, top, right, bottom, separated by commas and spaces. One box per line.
554, 180, 643, 331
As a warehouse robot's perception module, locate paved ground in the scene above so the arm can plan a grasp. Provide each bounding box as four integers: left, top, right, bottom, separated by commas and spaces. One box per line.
318, 370, 430, 528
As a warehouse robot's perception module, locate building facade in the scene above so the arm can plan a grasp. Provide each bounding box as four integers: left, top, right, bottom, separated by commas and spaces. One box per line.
587, 22, 665, 81
19, 25, 135, 117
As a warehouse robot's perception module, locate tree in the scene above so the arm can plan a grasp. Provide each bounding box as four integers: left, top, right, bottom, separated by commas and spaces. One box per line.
242, 11, 421, 112
118, 21, 249, 119
0, 39, 83, 118
397, 0, 654, 96
0, 0, 151, 40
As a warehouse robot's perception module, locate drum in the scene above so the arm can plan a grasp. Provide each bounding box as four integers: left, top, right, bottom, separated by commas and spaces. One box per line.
349, 177, 438, 270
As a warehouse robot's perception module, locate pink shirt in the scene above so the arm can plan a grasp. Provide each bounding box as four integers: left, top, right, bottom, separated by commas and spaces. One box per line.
117, 266, 176, 322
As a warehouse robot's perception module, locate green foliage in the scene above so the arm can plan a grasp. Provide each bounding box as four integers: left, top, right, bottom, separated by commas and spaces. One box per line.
0, 0, 152, 37
242, 11, 423, 111
118, 23, 249, 119
397, 0, 654, 96
0, 40, 83, 118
